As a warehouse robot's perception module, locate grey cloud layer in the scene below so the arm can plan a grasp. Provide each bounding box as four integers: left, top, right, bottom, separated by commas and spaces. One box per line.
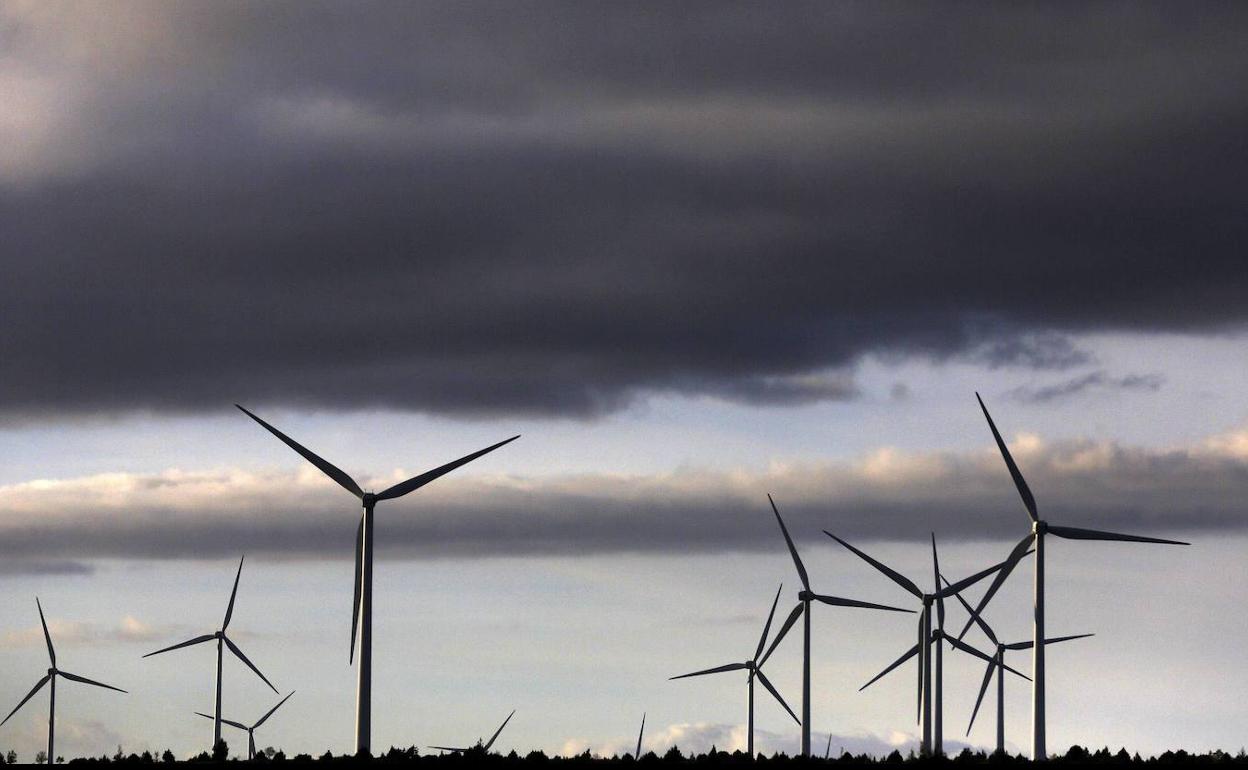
2, 3, 1247, 418
1, 431, 1241, 561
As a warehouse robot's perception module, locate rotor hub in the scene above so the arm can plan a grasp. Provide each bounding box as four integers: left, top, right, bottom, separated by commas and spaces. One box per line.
362, 493, 378, 508
1033, 520, 1048, 535
797, 590, 813, 601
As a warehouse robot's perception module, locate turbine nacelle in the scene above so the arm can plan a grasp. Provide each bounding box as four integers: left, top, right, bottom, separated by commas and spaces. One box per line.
361, 492, 378, 508
1033, 520, 1048, 535
796, 589, 814, 602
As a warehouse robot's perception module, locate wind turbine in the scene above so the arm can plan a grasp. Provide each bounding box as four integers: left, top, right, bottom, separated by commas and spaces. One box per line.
825, 532, 1026, 756
964, 393, 1188, 760
761, 495, 914, 756
670, 584, 799, 757
429, 710, 515, 755
1, 599, 127, 764
947, 582, 1091, 755
143, 555, 277, 751
237, 405, 517, 756
635, 712, 645, 759
196, 691, 295, 760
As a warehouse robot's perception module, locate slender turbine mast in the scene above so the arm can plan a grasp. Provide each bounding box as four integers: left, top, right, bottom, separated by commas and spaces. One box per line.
429, 709, 516, 755
196, 691, 295, 760
237, 404, 518, 756
949, 583, 1091, 754
670, 584, 799, 757
826, 532, 1023, 756
963, 394, 1188, 760
1, 599, 127, 764
763, 495, 913, 756
143, 555, 277, 751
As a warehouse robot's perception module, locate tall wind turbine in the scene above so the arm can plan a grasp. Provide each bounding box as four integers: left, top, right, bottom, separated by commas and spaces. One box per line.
236, 404, 518, 756
143, 555, 277, 751
196, 691, 295, 760
825, 532, 1025, 756
429, 710, 515, 755
965, 393, 1188, 760
670, 584, 799, 757
1, 599, 127, 763
947, 582, 1091, 755
762, 495, 913, 756
635, 712, 646, 759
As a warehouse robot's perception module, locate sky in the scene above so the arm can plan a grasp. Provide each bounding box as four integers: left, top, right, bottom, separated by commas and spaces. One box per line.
1, 1, 1247, 761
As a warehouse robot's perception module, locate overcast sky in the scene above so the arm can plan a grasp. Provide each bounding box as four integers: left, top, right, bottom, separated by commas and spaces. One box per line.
1, 1, 1246, 761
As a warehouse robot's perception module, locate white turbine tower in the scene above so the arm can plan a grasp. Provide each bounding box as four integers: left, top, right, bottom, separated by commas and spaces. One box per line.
825, 532, 1024, 756
670, 584, 799, 757
429, 710, 515, 755
1, 599, 127, 764
143, 555, 277, 751
196, 691, 295, 760
762, 495, 914, 756
947, 582, 1092, 755
236, 404, 518, 756
964, 393, 1188, 760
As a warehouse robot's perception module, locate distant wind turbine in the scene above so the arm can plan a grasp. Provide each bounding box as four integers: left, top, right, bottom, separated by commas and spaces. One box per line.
196, 691, 295, 760
965, 394, 1188, 760
1, 599, 126, 764
429, 710, 515, 755
143, 555, 277, 751
635, 712, 645, 759
946, 580, 1091, 755
237, 404, 518, 756
762, 495, 914, 756
670, 584, 799, 757
825, 531, 1024, 756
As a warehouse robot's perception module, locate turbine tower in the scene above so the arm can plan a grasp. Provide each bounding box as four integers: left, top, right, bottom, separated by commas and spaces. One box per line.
762, 495, 914, 756
429, 709, 516, 755
948, 582, 1091, 755
825, 532, 1023, 756
237, 404, 518, 756
670, 584, 799, 757
2, 600, 127, 764
143, 555, 277, 751
964, 393, 1188, 760
196, 691, 295, 760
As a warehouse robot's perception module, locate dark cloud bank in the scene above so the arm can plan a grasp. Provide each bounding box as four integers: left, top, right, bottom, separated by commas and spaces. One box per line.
2, 3, 1247, 419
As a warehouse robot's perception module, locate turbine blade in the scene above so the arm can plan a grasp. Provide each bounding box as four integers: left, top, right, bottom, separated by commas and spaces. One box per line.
966, 656, 996, 736
224, 637, 278, 693
1, 675, 50, 726
931, 534, 945, 631
142, 633, 216, 658
195, 712, 248, 731
754, 669, 800, 726
768, 495, 809, 591
350, 514, 363, 665
940, 574, 997, 645
822, 532, 923, 599
222, 555, 244, 632
636, 712, 645, 758
483, 709, 515, 751
375, 436, 521, 501
1047, 525, 1189, 546
236, 405, 363, 498
36, 598, 55, 667
957, 533, 1034, 640
977, 393, 1038, 522
57, 671, 127, 694
757, 602, 804, 669
1005, 633, 1094, 651
810, 593, 914, 613
254, 691, 295, 728
669, 662, 749, 680
935, 553, 1019, 601
754, 583, 783, 663
858, 643, 919, 692
1044, 632, 1095, 645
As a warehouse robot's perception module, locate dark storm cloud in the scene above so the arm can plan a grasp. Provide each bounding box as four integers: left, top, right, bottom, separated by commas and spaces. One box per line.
1, 433, 1241, 560
2, 3, 1246, 419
